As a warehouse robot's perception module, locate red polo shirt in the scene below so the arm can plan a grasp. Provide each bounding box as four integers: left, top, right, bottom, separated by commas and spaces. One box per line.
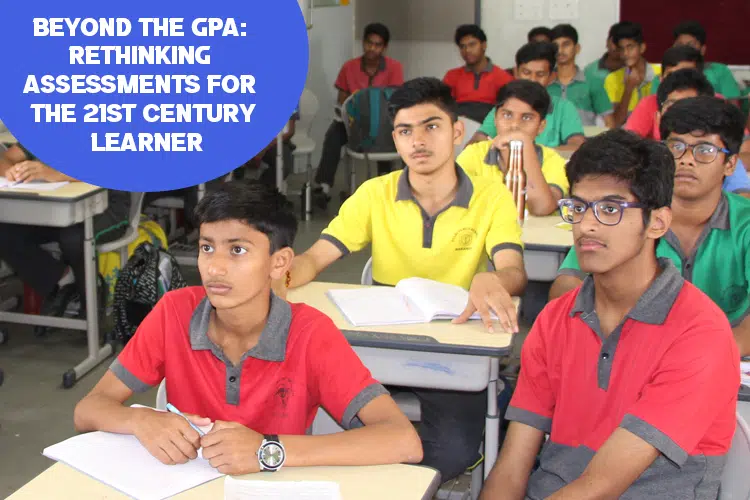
624, 92, 731, 140
112, 287, 387, 434
443, 61, 514, 105
508, 259, 739, 499
334, 56, 404, 94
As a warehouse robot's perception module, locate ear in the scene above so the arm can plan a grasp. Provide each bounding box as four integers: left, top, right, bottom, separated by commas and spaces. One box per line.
647, 206, 672, 240
640, 43, 647, 56
537, 118, 547, 135
453, 118, 466, 146
724, 154, 739, 178
700, 45, 707, 57
481, 41, 488, 52
513, 67, 519, 78
654, 110, 662, 133
269, 247, 295, 281
575, 44, 581, 56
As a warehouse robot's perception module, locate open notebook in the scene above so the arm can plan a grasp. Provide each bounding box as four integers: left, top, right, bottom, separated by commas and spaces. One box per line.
327, 277, 497, 327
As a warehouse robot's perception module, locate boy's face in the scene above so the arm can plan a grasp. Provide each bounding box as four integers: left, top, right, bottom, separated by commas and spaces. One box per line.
458, 35, 486, 66
198, 220, 289, 310
495, 97, 546, 141
363, 34, 386, 62
571, 175, 667, 275
674, 34, 705, 55
606, 37, 619, 59
667, 131, 736, 201
515, 60, 553, 86
553, 37, 579, 65
617, 38, 646, 68
392, 102, 463, 177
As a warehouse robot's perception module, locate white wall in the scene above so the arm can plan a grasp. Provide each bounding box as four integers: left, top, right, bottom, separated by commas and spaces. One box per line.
481, 0, 619, 71
358, 40, 463, 80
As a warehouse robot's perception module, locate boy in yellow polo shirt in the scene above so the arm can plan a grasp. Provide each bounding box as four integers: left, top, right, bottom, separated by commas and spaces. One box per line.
458, 80, 568, 216
605, 21, 661, 127
280, 77, 528, 483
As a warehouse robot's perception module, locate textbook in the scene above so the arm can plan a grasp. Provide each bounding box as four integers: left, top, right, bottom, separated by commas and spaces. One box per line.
327, 277, 497, 327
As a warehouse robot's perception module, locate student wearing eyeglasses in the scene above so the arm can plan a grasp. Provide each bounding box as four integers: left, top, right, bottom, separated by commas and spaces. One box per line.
549, 96, 750, 357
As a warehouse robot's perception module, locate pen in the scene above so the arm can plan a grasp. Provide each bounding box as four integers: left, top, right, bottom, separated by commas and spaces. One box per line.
165, 403, 206, 436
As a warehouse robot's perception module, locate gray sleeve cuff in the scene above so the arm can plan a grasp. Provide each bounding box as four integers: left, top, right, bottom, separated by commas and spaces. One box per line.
557, 267, 587, 281
505, 405, 552, 434
109, 358, 154, 394
621, 414, 688, 466
340, 383, 390, 430
319, 234, 351, 257
731, 304, 750, 328
490, 242, 524, 260
562, 133, 585, 144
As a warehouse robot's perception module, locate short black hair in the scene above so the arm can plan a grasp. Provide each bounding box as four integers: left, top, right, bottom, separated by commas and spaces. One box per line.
661, 45, 704, 74
551, 24, 579, 45
455, 24, 487, 45
388, 77, 458, 123
673, 20, 707, 46
364, 23, 390, 46
194, 181, 298, 254
527, 26, 553, 42
660, 95, 745, 155
496, 80, 550, 118
567, 129, 674, 225
611, 21, 644, 45
515, 42, 557, 72
656, 68, 714, 109
607, 22, 622, 41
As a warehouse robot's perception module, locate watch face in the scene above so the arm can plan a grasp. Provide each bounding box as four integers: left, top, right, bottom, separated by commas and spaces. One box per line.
261, 443, 284, 468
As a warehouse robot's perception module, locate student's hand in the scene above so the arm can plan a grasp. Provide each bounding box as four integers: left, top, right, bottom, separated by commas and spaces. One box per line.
200, 420, 264, 475
625, 67, 644, 88
6, 161, 62, 183
453, 272, 519, 333
491, 130, 534, 152
131, 408, 203, 465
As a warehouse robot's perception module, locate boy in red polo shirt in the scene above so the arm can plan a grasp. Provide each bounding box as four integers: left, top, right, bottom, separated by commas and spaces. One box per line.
74, 181, 422, 475
443, 24, 513, 123
480, 130, 739, 500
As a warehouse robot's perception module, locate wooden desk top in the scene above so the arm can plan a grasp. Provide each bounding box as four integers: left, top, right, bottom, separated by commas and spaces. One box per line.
287, 282, 515, 356
0, 131, 17, 144
7, 462, 441, 500
522, 215, 573, 251
0, 181, 104, 201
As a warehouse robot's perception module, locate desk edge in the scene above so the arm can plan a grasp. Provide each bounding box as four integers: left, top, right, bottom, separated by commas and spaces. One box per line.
343, 330, 512, 357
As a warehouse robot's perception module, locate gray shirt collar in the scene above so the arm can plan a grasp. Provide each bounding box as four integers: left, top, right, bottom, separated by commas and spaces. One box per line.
464, 58, 494, 74
550, 66, 586, 85
570, 258, 684, 325
189, 292, 292, 362
395, 164, 473, 208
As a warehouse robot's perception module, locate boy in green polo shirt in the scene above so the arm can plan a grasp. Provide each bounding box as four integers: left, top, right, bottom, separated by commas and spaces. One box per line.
672, 20, 740, 100
549, 24, 614, 127
549, 96, 750, 356
604, 21, 661, 127
469, 42, 585, 151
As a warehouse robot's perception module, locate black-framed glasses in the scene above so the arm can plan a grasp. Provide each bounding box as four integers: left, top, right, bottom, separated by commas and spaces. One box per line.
663, 139, 731, 164
558, 198, 646, 226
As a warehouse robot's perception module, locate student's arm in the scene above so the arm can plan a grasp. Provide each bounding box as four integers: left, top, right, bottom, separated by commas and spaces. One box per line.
603, 114, 615, 129
337, 89, 351, 106
73, 297, 203, 465
285, 239, 344, 290
551, 320, 739, 499
556, 99, 585, 151
479, 422, 545, 500
732, 317, 750, 357
623, 97, 656, 138
548, 247, 585, 300
0, 144, 30, 176
609, 70, 642, 128
6, 160, 77, 183
591, 83, 615, 130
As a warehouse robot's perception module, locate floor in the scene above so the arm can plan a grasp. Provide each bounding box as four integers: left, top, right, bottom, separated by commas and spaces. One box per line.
0, 164, 529, 497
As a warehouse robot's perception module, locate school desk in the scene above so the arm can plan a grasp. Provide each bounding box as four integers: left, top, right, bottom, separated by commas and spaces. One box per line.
0, 131, 17, 145
522, 215, 573, 281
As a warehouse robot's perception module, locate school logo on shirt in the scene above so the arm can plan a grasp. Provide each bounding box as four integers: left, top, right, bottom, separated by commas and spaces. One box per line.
272, 377, 295, 418
452, 228, 477, 251
721, 284, 747, 314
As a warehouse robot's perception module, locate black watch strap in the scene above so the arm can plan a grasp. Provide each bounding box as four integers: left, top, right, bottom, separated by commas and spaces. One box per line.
265, 434, 279, 442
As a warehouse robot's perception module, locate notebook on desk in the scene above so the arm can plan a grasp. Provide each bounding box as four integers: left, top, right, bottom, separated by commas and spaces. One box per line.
327, 277, 497, 327
0, 176, 69, 191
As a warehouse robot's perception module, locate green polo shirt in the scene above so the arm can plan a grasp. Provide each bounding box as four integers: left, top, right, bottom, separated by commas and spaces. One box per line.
583, 55, 612, 93
651, 62, 740, 100
548, 66, 613, 126
477, 95, 585, 148
557, 192, 750, 326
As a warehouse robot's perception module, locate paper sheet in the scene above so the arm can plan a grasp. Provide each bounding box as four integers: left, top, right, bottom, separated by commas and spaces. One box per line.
555, 222, 573, 231
224, 476, 342, 500
741, 361, 750, 387
0, 176, 69, 191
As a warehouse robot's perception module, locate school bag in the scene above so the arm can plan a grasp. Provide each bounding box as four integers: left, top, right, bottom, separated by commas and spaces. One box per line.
345, 86, 398, 154
111, 241, 187, 343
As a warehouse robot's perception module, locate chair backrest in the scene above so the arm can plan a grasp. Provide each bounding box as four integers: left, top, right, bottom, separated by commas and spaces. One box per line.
96, 192, 147, 254
156, 379, 167, 410
361, 257, 373, 285
456, 116, 482, 155
298, 89, 319, 134
719, 411, 750, 500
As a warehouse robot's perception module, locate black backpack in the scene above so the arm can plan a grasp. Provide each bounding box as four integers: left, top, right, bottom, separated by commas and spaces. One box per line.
112, 242, 187, 343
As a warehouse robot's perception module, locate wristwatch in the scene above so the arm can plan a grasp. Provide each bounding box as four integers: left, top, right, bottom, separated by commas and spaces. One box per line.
257, 434, 286, 472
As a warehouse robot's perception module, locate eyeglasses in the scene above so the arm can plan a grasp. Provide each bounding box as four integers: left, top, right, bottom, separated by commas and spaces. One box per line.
663, 139, 731, 164
558, 198, 646, 226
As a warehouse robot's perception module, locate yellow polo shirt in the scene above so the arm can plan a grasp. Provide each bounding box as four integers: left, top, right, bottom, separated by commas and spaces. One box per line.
456, 140, 569, 198
604, 63, 662, 112
321, 166, 523, 289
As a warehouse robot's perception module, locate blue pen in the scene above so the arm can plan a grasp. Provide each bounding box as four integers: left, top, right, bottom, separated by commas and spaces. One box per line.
166, 403, 206, 436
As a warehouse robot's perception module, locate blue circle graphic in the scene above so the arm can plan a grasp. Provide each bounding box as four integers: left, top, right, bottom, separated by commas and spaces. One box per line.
0, 0, 309, 192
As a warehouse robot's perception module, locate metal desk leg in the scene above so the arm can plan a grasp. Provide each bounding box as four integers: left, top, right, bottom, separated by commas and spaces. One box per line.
484, 357, 500, 479
62, 203, 113, 388
305, 154, 313, 221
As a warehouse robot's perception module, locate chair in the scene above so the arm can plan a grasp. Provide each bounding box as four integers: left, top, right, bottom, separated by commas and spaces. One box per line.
456, 116, 482, 155
719, 411, 750, 500
156, 378, 167, 410
361, 257, 373, 286
341, 92, 401, 199
293, 89, 319, 221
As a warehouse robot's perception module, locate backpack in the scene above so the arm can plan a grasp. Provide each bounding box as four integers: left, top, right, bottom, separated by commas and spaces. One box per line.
111, 241, 187, 343
345, 86, 397, 154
